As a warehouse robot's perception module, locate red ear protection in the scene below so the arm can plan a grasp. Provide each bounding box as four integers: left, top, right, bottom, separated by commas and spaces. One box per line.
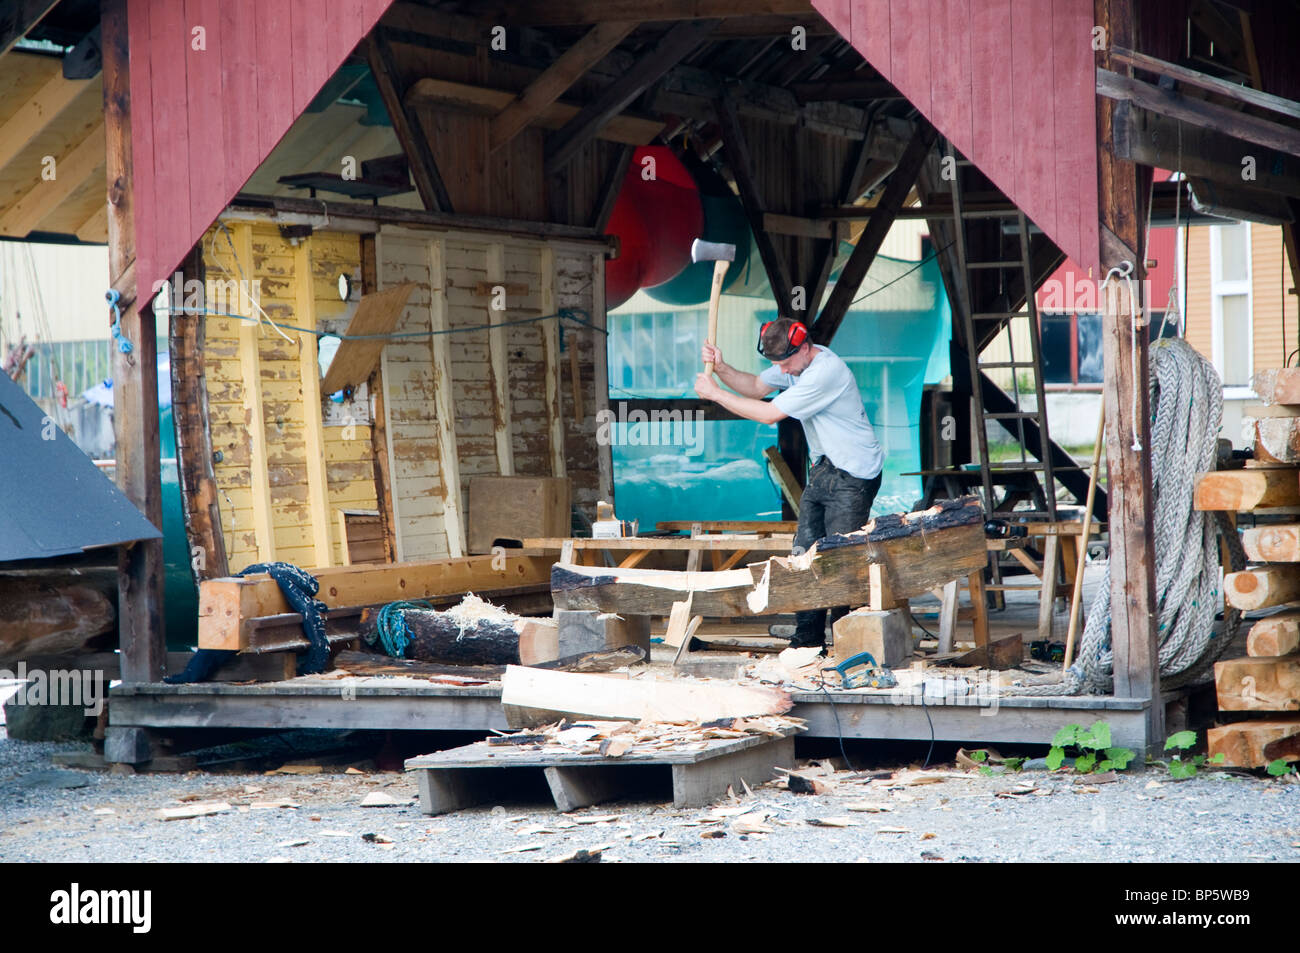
757, 320, 809, 360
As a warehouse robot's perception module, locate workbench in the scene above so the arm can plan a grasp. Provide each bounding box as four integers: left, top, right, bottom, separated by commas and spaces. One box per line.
524, 532, 794, 572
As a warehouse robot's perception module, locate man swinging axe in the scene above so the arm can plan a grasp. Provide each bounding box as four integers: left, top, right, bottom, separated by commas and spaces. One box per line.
691, 238, 884, 651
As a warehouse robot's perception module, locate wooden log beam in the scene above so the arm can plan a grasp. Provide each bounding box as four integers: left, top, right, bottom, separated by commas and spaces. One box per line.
715, 91, 794, 313
1208, 718, 1300, 767
0, 0, 57, 56
489, 21, 636, 153
1243, 524, 1300, 562
1194, 469, 1300, 511
1097, 68, 1300, 160
1225, 568, 1300, 612
1248, 613, 1300, 657
811, 121, 936, 345
197, 554, 555, 651
1253, 368, 1300, 405
544, 18, 719, 174
1097, 0, 1159, 749
366, 31, 454, 212
1216, 657, 1300, 711
1108, 45, 1300, 122
357, 606, 558, 667
104, 0, 163, 685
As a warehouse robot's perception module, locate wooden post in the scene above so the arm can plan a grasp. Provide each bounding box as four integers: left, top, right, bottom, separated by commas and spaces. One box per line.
1097, 0, 1161, 751
539, 247, 566, 477
104, 0, 164, 684
295, 239, 333, 568
591, 251, 614, 502
234, 223, 275, 563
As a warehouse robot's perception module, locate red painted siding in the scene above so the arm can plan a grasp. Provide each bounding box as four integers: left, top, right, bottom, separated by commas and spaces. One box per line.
815, 0, 1101, 275
127, 0, 391, 303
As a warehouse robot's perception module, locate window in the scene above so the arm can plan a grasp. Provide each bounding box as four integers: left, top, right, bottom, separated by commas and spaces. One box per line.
1210, 223, 1252, 388
1039, 311, 1174, 387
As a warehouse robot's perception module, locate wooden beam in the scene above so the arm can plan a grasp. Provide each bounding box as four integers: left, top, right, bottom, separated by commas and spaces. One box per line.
1097, 68, 1300, 159
74, 201, 108, 243
103, 0, 162, 685
1108, 45, 1300, 121
545, 19, 719, 174
591, 144, 634, 232
591, 250, 614, 502
485, 243, 515, 476
366, 31, 453, 212
715, 92, 794, 313
790, 79, 902, 103
406, 78, 664, 146
483, 0, 811, 26
0, 0, 57, 56
1225, 568, 1300, 612
490, 21, 636, 154
428, 238, 466, 557
1216, 657, 1300, 711
811, 121, 935, 345
233, 223, 275, 564
295, 240, 333, 569
0, 122, 104, 237
1253, 368, 1300, 404
539, 247, 566, 477
1208, 718, 1300, 767
198, 554, 554, 651
0, 71, 88, 173
1248, 613, 1300, 658
1194, 469, 1300, 511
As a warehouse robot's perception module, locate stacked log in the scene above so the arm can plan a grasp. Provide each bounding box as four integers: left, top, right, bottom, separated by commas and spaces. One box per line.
1203, 369, 1300, 766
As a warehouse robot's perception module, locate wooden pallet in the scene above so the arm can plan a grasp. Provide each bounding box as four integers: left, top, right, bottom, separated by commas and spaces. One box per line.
405, 730, 797, 814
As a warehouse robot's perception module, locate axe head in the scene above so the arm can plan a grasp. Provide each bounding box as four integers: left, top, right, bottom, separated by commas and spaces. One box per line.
691, 239, 736, 264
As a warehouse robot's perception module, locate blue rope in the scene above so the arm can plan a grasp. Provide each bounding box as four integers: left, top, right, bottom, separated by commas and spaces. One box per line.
105, 289, 133, 354
366, 600, 432, 658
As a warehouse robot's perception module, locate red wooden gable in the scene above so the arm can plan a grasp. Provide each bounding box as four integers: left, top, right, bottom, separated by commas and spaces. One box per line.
814, 0, 1101, 275
127, 0, 393, 305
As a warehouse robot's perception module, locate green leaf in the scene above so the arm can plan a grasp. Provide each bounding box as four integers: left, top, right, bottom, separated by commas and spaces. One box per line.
1045, 747, 1066, 771
1098, 760, 1114, 772
1003, 757, 1026, 772
1105, 747, 1136, 770
1087, 721, 1112, 750
1209, 753, 1225, 764
1190, 754, 1206, 767
1075, 753, 1097, 773
1052, 725, 1080, 749
1165, 730, 1197, 751
1169, 759, 1197, 780
978, 765, 994, 777
970, 750, 988, 763
1267, 759, 1292, 777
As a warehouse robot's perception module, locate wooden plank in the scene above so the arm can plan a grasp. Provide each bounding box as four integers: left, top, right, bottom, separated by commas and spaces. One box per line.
427, 238, 465, 557
1248, 613, 1300, 658
485, 242, 515, 476
1225, 568, 1300, 612
1194, 469, 1300, 511
1096, 69, 1300, 160
500, 665, 792, 722
1215, 657, 1300, 711
198, 553, 555, 650
234, 223, 275, 563
295, 240, 333, 569
811, 120, 936, 345
656, 520, 798, 534
1243, 525, 1300, 562
1207, 718, 1300, 768
0, 122, 104, 237
544, 19, 718, 173
539, 247, 566, 477
1254, 369, 1300, 406
319, 282, 417, 394
468, 477, 570, 554
489, 21, 636, 153
762, 446, 803, 515
1109, 45, 1300, 122
405, 78, 664, 146
105, 0, 162, 685
670, 735, 794, 807
0, 70, 87, 173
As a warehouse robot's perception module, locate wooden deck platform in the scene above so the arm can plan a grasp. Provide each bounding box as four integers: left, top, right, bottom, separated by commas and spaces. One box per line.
108, 678, 1154, 751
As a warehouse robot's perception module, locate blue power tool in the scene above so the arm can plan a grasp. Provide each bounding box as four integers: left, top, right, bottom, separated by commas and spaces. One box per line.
833, 651, 897, 690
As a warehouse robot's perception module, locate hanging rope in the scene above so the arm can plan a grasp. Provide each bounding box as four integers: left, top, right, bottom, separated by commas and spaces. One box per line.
1012, 337, 1244, 696
105, 288, 133, 355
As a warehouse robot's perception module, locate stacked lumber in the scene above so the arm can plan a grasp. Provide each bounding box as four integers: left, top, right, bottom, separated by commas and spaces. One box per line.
1201, 370, 1300, 767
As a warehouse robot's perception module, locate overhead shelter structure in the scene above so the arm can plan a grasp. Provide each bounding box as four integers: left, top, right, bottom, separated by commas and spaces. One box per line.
1, 0, 1296, 757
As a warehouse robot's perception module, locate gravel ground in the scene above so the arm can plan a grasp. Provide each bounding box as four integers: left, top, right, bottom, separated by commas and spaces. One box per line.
3, 729, 1298, 863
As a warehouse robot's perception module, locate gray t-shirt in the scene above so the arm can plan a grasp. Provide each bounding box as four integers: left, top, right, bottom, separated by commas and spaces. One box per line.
759, 345, 884, 480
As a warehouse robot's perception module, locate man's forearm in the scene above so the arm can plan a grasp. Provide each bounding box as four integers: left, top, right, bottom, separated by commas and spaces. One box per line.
715, 363, 768, 399
709, 387, 785, 425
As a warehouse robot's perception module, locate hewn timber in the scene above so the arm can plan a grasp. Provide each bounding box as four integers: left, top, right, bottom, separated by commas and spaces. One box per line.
1247, 417, 1300, 466
1225, 568, 1300, 612
553, 497, 986, 616
0, 573, 117, 664
198, 555, 555, 651
104, 0, 164, 684
1194, 469, 1300, 511
1215, 657, 1300, 712
1253, 369, 1300, 405
1248, 614, 1300, 658
1243, 525, 1300, 562
356, 606, 558, 667
1207, 718, 1300, 767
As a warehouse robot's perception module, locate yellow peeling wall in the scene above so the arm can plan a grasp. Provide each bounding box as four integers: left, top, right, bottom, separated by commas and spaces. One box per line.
202, 220, 378, 573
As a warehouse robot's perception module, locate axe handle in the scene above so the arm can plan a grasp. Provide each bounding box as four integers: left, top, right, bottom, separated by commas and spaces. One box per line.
703, 258, 730, 375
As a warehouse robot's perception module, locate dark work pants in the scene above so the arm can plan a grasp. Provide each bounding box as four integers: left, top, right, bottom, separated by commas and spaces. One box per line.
791, 457, 882, 644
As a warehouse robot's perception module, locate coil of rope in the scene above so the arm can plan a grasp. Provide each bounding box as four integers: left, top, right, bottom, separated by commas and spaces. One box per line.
1014, 335, 1244, 695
